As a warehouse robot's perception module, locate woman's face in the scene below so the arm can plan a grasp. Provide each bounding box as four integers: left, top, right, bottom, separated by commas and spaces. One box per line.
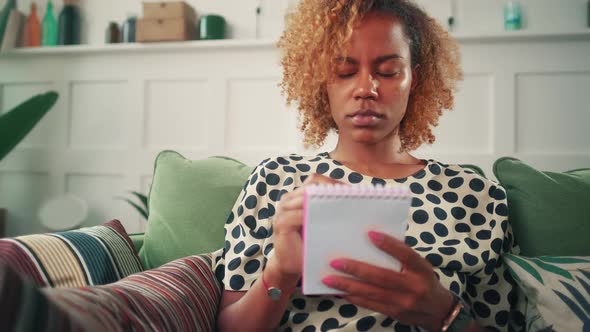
326, 13, 415, 145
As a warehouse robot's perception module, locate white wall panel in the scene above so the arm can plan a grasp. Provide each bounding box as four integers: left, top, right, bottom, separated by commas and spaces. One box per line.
455, 0, 588, 34
419, 74, 494, 155
65, 173, 139, 232
412, 0, 452, 28
455, 0, 504, 33
1, 33, 589, 236
69, 81, 130, 150
225, 77, 299, 156
515, 72, 590, 154
0, 172, 50, 236
144, 79, 210, 152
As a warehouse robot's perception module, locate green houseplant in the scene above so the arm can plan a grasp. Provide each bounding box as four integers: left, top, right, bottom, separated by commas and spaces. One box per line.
0, 91, 59, 162
0, 91, 59, 237
118, 191, 149, 221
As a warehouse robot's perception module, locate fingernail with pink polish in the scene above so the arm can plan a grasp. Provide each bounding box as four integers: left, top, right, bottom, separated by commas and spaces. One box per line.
322, 276, 336, 287
368, 231, 384, 244
330, 260, 346, 271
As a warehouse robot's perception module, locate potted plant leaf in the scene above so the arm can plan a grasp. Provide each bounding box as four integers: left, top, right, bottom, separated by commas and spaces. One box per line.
118, 191, 149, 221
0, 91, 59, 237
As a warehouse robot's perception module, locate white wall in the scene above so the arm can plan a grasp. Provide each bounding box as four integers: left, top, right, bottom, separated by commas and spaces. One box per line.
1, 0, 589, 237
5, 0, 590, 44
416, 0, 589, 33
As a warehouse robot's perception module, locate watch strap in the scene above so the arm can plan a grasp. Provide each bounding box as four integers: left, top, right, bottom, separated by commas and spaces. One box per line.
441, 293, 475, 332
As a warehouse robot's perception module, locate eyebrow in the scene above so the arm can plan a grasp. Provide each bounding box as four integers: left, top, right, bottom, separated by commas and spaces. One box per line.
335, 54, 404, 65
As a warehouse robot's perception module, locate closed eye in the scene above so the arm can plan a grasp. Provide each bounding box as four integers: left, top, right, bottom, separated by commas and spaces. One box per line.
377, 72, 400, 78
337, 72, 356, 79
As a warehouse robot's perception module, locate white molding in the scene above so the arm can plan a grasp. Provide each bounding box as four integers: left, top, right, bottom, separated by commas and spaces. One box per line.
2, 29, 590, 57
0, 39, 278, 57
452, 29, 590, 42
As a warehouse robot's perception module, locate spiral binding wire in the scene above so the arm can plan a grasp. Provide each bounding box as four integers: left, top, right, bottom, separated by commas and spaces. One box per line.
306, 184, 411, 199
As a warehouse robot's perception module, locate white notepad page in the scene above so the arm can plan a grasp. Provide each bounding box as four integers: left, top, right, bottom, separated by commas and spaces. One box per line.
302, 184, 412, 295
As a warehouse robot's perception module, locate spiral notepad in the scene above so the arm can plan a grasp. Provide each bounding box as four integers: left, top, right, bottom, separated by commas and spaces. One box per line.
302, 184, 412, 295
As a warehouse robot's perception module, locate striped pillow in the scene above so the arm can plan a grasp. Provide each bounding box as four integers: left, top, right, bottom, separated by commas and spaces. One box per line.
0, 262, 90, 332
0, 254, 222, 332
0, 219, 143, 287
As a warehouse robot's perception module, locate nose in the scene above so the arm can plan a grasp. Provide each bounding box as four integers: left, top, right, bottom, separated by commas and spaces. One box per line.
353, 72, 379, 100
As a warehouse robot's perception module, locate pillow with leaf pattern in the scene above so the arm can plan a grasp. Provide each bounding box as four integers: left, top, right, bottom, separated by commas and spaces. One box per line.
505, 254, 590, 331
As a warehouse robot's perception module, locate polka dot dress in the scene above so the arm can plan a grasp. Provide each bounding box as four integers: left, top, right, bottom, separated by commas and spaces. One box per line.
213, 153, 522, 331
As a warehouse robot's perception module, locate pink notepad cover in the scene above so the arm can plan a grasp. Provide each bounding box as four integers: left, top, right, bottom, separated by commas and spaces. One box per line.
302, 184, 411, 295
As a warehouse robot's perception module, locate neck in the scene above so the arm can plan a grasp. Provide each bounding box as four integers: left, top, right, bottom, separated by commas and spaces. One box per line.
330, 133, 416, 166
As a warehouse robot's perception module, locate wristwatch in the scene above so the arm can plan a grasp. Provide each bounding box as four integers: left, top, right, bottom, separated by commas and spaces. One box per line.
440, 295, 475, 332
261, 271, 283, 301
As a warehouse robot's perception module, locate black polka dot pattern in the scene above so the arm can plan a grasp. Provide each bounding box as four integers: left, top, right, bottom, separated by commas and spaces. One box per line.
214, 154, 521, 331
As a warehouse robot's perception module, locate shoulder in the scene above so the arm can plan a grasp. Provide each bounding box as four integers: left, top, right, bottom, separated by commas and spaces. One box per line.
258, 153, 325, 167
246, 153, 327, 186
255, 153, 326, 174
428, 160, 507, 200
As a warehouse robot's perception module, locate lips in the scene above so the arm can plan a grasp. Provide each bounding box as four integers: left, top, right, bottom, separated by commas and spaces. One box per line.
349, 110, 382, 117
347, 110, 383, 127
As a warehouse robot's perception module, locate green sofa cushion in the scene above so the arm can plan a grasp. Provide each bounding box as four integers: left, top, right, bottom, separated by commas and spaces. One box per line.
493, 157, 590, 256
139, 151, 252, 269
129, 233, 144, 253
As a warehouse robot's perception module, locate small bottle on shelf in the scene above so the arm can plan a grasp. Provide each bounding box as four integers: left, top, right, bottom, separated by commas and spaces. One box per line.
448, 0, 458, 33
121, 14, 137, 43
42, 0, 58, 46
447, 16, 455, 32
105, 21, 120, 44
58, 0, 81, 45
255, 1, 262, 39
24, 1, 42, 47
503, 1, 522, 31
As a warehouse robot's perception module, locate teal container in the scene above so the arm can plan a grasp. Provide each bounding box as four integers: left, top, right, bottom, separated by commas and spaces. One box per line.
0, 0, 17, 46
58, 3, 81, 45
504, 1, 522, 31
42, 1, 58, 46
199, 15, 226, 40
122, 15, 137, 43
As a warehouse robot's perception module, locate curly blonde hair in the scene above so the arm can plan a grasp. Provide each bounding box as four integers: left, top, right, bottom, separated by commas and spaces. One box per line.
278, 0, 463, 151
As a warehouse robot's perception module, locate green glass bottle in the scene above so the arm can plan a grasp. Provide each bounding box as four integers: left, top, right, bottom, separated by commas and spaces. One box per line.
0, 0, 17, 46
42, 0, 58, 46
58, 0, 81, 45
503, 1, 522, 31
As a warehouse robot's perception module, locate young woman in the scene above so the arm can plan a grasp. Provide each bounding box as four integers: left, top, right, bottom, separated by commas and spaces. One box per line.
216, 1, 521, 331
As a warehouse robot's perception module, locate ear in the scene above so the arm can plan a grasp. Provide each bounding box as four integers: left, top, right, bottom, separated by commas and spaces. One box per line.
410, 65, 420, 92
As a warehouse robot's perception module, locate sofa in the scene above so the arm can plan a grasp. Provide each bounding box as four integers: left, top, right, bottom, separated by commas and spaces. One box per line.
1, 150, 589, 331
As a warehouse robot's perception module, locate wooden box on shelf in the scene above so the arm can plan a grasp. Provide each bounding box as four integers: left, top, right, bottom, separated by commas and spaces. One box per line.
137, 1, 198, 42
136, 17, 198, 42
143, 1, 197, 22
0, 208, 5, 238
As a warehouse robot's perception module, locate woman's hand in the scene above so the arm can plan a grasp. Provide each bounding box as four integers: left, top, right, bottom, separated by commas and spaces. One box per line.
267, 174, 343, 279
322, 231, 456, 332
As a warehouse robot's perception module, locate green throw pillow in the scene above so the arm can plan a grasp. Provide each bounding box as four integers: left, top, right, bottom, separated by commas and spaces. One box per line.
493, 157, 590, 256
505, 254, 590, 331
139, 151, 252, 269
